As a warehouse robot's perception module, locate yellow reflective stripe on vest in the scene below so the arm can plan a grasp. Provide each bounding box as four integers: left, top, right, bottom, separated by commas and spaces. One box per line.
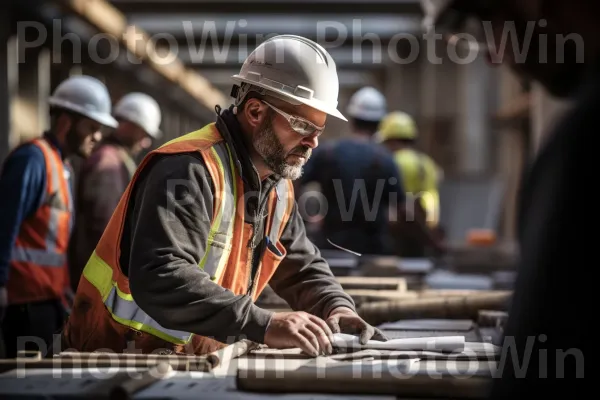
199, 142, 236, 281
82, 251, 193, 344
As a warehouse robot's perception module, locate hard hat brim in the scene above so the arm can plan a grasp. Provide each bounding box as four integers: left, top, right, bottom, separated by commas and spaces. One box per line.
231, 76, 348, 122
146, 127, 162, 140
49, 97, 119, 129
89, 111, 119, 130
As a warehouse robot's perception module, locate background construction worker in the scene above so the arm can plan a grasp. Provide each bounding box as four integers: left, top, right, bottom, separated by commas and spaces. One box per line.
69, 93, 162, 288
0, 75, 117, 358
300, 87, 444, 256
63, 35, 385, 358
299, 86, 404, 255
377, 111, 444, 257
421, 0, 595, 397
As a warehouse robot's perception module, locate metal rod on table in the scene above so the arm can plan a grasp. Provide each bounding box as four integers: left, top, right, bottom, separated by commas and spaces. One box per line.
357, 291, 512, 326
205, 340, 259, 369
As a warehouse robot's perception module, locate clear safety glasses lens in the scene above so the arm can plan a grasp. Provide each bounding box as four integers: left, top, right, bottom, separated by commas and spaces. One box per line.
263, 101, 325, 137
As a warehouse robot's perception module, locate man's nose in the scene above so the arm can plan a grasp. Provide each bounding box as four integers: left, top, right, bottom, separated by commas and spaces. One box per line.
92, 131, 103, 142
301, 134, 319, 149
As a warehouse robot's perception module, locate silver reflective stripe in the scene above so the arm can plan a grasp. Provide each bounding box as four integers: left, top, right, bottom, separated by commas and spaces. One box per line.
11, 247, 65, 267
104, 286, 192, 342
64, 166, 75, 233
38, 139, 63, 253
269, 180, 289, 243
202, 142, 236, 280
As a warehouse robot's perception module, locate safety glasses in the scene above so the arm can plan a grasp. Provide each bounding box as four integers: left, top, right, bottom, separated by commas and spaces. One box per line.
262, 101, 325, 137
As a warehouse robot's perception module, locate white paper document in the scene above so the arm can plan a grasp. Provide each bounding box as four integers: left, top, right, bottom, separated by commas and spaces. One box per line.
331, 333, 465, 353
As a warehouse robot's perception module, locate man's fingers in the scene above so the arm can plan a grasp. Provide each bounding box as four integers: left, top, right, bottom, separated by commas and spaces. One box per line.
305, 321, 333, 355
299, 328, 321, 357
326, 316, 341, 334
359, 324, 375, 345
294, 330, 319, 357
372, 328, 388, 342
308, 314, 334, 339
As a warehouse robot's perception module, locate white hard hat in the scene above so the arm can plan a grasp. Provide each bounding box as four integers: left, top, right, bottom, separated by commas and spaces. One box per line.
49, 75, 118, 129
231, 34, 347, 121
113, 92, 162, 139
346, 86, 387, 122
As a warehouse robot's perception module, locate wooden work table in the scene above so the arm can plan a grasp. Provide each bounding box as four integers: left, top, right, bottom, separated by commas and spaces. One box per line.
0, 319, 502, 399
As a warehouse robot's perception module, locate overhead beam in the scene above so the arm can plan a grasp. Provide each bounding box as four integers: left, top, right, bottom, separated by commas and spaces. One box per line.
176, 44, 416, 68
126, 13, 422, 40
110, 0, 423, 14
195, 68, 379, 88
56, 0, 227, 109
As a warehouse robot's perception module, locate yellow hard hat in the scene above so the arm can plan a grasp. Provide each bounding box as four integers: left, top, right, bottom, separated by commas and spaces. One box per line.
376, 111, 417, 141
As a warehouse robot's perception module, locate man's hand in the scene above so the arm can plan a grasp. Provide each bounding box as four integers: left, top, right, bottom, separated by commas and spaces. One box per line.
326, 307, 388, 344
264, 311, 334, 357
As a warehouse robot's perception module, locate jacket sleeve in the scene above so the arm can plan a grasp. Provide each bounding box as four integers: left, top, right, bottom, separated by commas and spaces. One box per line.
269, 202, 356, 319
0, 145, 46, 286
127, 154, 273, 344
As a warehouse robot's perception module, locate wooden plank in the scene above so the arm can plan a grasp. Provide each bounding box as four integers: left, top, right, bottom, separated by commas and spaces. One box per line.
357, 291, 512, 326
336, 276, 407, 292
237, 363, 493, 398
56, 0, 227, 109
345, 290, 418, 303
418, 289, 503, 298
494, 92, 531, 121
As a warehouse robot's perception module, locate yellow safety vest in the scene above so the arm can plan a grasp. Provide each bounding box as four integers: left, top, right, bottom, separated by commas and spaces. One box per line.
393, 148, 440, 227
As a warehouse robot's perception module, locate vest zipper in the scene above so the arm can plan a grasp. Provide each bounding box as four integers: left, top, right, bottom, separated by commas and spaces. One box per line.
246, 182, 277, 295
246, 227, 256, 296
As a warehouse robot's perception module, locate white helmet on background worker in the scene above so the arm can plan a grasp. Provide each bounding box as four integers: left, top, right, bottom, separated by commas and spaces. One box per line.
113, 92, 162, 139
48, 75, 118, 129
346, 86, 387, 122
231, 34, 347, 121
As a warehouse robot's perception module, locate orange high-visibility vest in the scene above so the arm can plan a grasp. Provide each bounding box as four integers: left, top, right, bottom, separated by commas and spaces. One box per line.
63, 123, 294, 355
7, 138, 73, 305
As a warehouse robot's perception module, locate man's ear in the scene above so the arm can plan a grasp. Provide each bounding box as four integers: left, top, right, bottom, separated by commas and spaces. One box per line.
243, 98, 266, 129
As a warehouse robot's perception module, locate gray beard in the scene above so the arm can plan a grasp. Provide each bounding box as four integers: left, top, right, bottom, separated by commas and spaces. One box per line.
253, 117, 308, 180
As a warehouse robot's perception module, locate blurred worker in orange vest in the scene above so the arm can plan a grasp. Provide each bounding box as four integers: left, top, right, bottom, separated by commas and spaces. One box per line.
69, 93, 162, 288
0, 75, 117, 358
62, 35, 385, 358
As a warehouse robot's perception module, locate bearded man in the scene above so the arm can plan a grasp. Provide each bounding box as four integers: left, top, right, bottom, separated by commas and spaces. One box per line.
62, 35, 386, 357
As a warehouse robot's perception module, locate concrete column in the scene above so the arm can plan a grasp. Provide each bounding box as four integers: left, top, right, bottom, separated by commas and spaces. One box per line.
17, 51, 42, 142
384, 61, 420, 117
38, 48, 51, 133
495, 67, 526, 241
457, 54, 494, 175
